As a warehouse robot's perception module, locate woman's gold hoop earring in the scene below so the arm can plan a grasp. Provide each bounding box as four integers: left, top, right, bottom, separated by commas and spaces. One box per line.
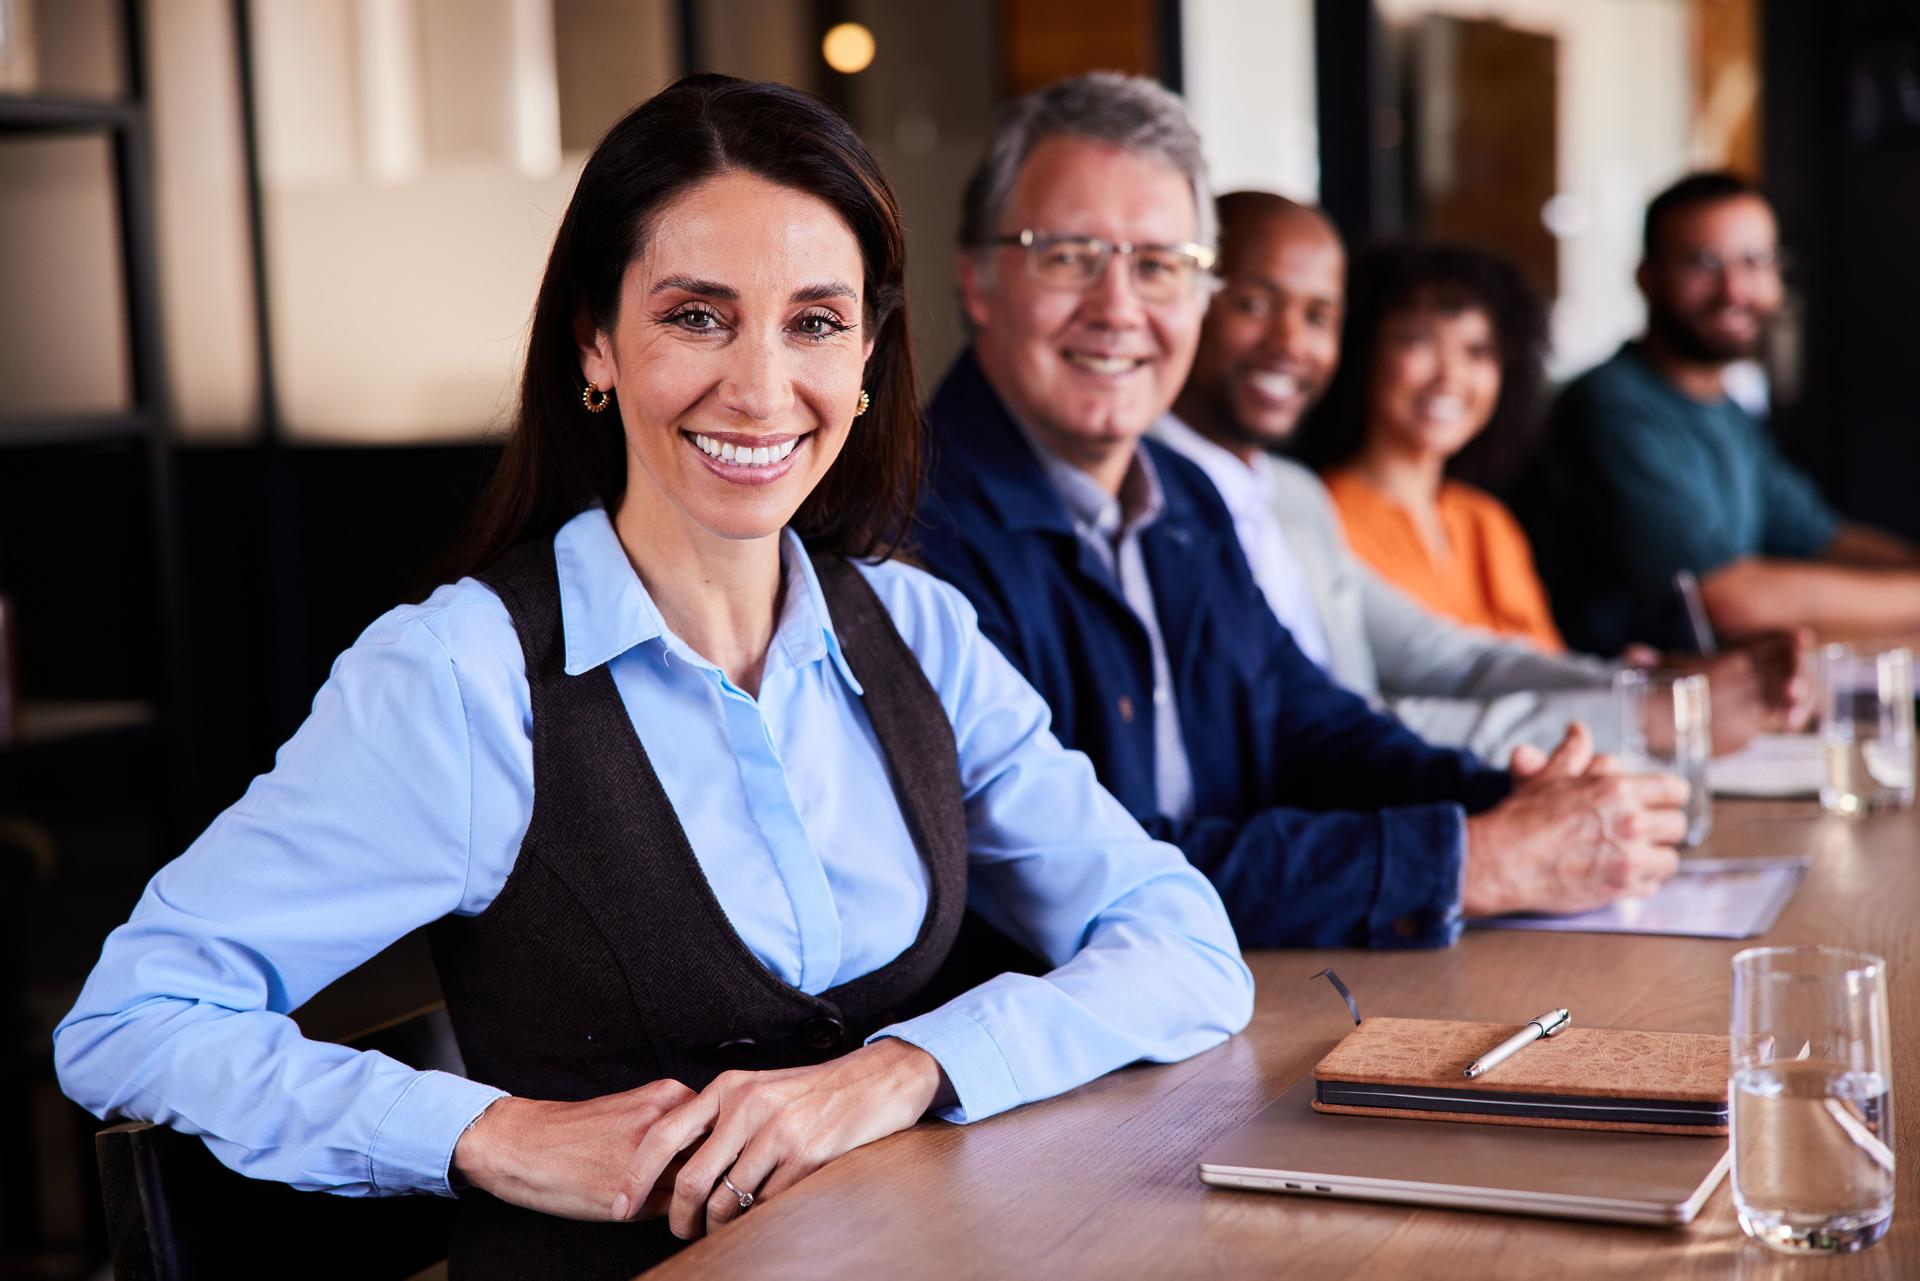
582, 381, 611, 413
854, 389, 870, 418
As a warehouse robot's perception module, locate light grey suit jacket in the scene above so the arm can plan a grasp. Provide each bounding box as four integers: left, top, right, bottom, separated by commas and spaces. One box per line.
1263, 455, 1620, 761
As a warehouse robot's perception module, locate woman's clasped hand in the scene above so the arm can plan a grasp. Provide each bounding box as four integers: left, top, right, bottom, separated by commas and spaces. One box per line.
454, 1039, 946, 1238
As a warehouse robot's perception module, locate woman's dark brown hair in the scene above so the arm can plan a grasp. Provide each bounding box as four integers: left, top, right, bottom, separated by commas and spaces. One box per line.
1292, 241, 1549, 491
435, 74, 917, 584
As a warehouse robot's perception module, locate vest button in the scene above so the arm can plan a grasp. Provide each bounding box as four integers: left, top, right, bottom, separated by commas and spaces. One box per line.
800, 1015, 845, 1052
714, 1037, 759, 1064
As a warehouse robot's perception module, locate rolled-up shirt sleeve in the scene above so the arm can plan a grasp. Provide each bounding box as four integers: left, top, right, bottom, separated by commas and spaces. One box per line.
53, 608, 507, 1197
866, 574, 1254, 1122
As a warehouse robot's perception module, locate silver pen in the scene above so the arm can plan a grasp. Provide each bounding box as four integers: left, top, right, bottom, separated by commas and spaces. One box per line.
1674, 570, 1718, 655
1463, 1008, 1571, 1079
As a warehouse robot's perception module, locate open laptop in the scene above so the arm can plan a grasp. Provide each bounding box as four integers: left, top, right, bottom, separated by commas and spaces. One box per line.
1199, 1076, 1731, 1226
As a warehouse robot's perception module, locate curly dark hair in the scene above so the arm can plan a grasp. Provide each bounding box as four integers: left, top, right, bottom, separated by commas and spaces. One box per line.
1292, 241, 1550, 491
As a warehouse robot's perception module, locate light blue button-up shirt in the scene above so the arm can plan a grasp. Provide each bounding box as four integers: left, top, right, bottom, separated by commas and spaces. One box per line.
54, 508, 1252, 1199
1025, 440, 1198, 824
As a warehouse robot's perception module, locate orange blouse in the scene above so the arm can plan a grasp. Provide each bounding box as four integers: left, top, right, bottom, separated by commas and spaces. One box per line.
1323, 470, 1566, 653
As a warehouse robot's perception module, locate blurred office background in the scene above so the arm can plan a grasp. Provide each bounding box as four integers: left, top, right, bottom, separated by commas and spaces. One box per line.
2, 1, 1916, 1273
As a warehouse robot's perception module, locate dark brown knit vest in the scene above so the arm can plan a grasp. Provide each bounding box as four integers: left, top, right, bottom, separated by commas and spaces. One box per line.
429, 540, 968, 1280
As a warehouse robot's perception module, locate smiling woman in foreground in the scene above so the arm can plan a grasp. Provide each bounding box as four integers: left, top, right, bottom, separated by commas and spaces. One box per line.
53, 76, 1252, 1280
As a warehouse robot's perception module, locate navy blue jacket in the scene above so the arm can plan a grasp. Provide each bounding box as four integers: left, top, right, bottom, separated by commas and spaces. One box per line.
915, 352, 1511, 949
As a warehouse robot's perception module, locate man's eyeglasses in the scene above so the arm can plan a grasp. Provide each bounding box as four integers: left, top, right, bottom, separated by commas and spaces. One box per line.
982, 229, 1217, 303
1672, 248, 1792, 280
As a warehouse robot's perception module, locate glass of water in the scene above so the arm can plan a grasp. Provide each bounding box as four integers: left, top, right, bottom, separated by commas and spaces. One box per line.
1613, 669, 1711, 845
1820, 644, 1915, 815
1731, 946, 1894, 1255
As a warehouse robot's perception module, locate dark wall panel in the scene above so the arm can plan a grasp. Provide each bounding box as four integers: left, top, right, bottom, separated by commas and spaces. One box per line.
1765, 0, 1920, 541
175, 443, 497, 830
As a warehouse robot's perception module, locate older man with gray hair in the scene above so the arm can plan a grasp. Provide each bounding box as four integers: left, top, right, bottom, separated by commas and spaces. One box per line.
914, 72, 1689, 950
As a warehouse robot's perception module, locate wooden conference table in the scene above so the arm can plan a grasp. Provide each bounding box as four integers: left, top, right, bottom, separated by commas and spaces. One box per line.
648, 797, 1918, 1280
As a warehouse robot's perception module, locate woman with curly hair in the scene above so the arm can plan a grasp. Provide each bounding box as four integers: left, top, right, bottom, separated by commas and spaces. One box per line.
1294, 242, 1563, 651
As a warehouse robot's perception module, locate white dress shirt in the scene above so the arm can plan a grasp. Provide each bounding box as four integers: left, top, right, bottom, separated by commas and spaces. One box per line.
1152, 415, 1333, 668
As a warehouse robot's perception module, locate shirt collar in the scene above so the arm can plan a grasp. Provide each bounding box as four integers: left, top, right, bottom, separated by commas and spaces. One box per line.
926, 350, 1076, 537
1011, 412, 1168, 543
1620, 339, 1736, 409
1149, 413, 1276, 521
550, 508, 862, 694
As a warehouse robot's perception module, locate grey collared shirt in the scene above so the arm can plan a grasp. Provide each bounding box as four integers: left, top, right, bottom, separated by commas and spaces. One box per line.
1023, 434, 1197, 823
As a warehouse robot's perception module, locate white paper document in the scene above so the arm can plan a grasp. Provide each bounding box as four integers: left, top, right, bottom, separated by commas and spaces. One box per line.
1474, 857, 1810, 939
1708, 733, 1823, 799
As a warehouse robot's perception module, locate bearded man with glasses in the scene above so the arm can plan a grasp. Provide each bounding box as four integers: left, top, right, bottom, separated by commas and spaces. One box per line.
1532, 171, 1920, 653
914, 73, 1689, 951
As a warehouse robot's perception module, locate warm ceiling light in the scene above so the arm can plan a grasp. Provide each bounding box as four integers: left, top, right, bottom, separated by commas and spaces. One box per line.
821, 22, 876, 75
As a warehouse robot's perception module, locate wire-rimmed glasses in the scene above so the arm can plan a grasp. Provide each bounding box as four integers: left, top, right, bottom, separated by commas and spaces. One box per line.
982, 229, 1216, 303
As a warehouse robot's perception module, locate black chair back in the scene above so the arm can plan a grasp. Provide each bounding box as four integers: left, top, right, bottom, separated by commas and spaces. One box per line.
94, 1003, 466, 1281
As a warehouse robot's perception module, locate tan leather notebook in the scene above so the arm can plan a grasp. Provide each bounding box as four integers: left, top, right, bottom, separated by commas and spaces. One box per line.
1311, 1017, 1730, 1136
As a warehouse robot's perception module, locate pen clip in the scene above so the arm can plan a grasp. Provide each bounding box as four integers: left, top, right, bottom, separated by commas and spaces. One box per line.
1534, 1008, 1572, 1037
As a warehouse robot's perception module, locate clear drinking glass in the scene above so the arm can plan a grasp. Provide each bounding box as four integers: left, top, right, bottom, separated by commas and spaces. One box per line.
1614, 669, 1711, 845
1731, 946, 1895, 1255
1820, 644, 1915, 815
